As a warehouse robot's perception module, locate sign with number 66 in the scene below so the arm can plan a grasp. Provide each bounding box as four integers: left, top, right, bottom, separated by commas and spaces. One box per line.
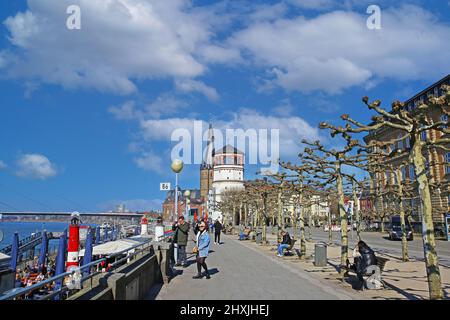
160, 183, 171, 191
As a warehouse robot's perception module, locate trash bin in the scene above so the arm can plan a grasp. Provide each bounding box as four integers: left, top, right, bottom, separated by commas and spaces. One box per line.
314, 243, 327, 267
255, 231, 262, 244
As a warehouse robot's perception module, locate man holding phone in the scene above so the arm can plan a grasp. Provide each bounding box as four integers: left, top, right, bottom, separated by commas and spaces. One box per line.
173, 215, 189, 267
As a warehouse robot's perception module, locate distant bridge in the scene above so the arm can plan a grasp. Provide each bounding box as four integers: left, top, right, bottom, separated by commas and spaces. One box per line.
0, 212, 145, 218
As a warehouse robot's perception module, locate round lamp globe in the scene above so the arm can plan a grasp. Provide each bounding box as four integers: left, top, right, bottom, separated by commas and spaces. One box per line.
171, 159, 184, 173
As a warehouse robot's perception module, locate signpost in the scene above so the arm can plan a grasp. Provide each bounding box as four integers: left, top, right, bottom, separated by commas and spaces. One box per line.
160, 183, 171, 191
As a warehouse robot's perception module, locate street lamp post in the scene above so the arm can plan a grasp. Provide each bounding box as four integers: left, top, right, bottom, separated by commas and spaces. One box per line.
184, 190, 191, 222
171, 159, 184, 223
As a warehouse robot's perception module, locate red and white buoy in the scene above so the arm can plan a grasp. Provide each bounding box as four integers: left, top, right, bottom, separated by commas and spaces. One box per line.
66, 211, 81, 271
140, 216, 148, 235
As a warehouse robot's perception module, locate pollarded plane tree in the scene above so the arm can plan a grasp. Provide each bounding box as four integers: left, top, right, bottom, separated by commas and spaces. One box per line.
261, 171, 306, 241
244, 179, 275, 244
215, 190, 231, 225
356, 141, 417, 262
278, 160, 322, 256
361, 151, 395, 233
319, 85, 449, 299
350, 176, 372, 241
238, 187, 256, 227
295, 138, 364, 276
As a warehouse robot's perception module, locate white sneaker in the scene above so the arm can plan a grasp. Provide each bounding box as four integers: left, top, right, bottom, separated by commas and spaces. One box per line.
277, 254, 282, 257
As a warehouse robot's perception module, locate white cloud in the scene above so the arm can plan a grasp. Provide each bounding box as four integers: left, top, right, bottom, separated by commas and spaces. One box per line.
175, 79, 220, 101
0, 160, 6, 169
1, 0, 219, 94
146, 94, 189, 118
137, 109, 322, 159
108, 101, 141, 121
134, 152, 164, 173
3, 2, 449, 97
228, 5, 450, 93
288, 0, 337, 10
109, 94, 189, 121
16, 154, 58, 179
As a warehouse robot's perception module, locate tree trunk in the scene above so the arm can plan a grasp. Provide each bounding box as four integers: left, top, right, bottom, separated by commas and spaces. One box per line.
290, 197, 296, 241
308, 213, 313, 241
412, 141, 443, 299
352, 181, 361, 241
244, 204, 248, 226
327, 199, 333, 245
336, 162, 348, 276
299, 185, 306, 257
395, 168, 409, 262
278, 190, 282, 228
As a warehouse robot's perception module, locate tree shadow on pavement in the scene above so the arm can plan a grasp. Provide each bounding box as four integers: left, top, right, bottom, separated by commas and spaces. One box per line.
382, 281, 423, 300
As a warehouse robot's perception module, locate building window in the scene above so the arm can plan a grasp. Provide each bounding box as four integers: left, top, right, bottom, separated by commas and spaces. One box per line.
405, 137, 410, 148
409, 164, 415, 180
441, 115, 448, 130
434, 87, 439, 97
401, 166, 406, 181
420, 128, 427, 141
397, 134, 403, 150
446, 153, 450, 174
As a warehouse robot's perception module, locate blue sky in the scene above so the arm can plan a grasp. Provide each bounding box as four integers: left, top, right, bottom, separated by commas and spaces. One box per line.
0, 0, 449, 212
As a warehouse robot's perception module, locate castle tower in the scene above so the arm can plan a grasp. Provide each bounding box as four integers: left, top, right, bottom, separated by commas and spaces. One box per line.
210, 144, 245, 222
200, 124, 215, 200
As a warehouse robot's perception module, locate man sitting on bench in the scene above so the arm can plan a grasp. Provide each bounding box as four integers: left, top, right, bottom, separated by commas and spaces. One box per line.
239, 226, 252, 240
277, 230, 291, 257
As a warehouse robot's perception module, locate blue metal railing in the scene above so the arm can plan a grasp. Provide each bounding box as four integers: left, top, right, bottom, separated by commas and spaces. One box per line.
0, 232, 43, 255
0, 238, 155, 301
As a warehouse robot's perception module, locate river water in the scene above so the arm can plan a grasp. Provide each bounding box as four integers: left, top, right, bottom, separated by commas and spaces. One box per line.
0, 221, 97, 252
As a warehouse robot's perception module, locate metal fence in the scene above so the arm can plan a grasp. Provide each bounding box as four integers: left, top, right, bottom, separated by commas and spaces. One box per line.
0, 238, 156, 301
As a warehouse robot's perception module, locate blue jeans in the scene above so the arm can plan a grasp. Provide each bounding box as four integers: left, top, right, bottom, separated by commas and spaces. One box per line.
278, 244, 289, 255
239, 233, 248, 240
177, 245, 187, 265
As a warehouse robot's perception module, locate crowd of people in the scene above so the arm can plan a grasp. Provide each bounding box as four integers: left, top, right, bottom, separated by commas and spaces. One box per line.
14, 256, 57, 299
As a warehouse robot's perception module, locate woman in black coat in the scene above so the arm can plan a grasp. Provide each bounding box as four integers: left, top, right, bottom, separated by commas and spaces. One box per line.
353, 240, 377, 284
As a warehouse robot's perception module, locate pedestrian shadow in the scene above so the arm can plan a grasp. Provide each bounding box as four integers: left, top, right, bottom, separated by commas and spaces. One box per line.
208, 268, 219, 276
171, 268, 184, 279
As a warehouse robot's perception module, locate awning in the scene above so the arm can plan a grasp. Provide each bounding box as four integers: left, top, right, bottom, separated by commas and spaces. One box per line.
78, 237, 150, 257
0, 252, 11, 271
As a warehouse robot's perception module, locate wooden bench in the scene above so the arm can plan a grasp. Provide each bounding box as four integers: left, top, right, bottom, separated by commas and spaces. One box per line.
275, 239, 297, 256
284, 239, 297, 256
224, 226, 234, 235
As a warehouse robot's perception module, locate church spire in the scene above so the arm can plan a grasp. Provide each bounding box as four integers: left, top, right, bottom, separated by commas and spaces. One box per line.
203, 123, 215, 168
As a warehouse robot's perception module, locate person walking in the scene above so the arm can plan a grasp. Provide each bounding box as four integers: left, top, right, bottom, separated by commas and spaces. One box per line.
213, 219, 222, 245
193, 220, 211, 279
173, 216, 189, 267
209, 218, 214, 234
